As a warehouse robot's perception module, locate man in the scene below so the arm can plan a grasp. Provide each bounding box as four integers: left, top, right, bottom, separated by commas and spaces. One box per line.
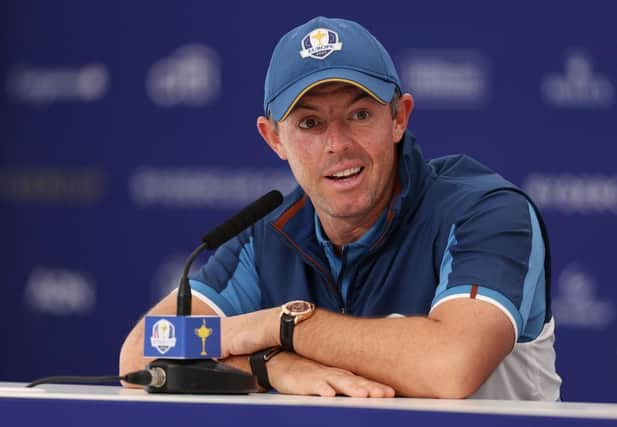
120, 16, 561, 399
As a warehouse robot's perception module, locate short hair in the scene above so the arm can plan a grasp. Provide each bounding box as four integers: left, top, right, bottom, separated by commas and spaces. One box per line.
389, 88, 401, 117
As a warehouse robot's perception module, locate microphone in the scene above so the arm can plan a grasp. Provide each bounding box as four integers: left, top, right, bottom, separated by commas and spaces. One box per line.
143, 190, 283, 394
177, 189, 284, 315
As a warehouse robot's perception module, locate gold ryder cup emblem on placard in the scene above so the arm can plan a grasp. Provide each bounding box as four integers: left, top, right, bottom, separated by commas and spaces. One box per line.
194, 318, 213, 356
299, 28, 343, 60
150, 319, 177, 354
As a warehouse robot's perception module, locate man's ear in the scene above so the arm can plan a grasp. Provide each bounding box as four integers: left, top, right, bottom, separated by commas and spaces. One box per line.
257, 116, 288, 160
392, 93, 414, 143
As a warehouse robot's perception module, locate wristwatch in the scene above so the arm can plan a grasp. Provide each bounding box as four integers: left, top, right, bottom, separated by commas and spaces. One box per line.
249, 346, 282, 390
279, 300, 315, 352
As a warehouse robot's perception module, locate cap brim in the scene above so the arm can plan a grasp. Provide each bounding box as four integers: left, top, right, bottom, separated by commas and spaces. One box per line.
267, 69, 397, 122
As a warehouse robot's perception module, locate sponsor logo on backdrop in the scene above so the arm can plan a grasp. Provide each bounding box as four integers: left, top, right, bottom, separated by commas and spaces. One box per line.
150, 319, 177, 354
398, 49, 491, 108
24, 267, 96, 315
0, 168, 106, 204
541, 50, 614, 108
129, 167, 296, 208
7, 63, 109, 106
146, 44, 221, 107
552, 264, 615, 329
523, 173, 617, 214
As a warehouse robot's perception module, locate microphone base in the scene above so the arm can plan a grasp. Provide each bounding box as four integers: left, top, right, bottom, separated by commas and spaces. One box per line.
146, 359, 258, 394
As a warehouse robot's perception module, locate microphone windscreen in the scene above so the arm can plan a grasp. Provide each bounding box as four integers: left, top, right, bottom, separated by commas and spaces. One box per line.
201, 190, 283, 249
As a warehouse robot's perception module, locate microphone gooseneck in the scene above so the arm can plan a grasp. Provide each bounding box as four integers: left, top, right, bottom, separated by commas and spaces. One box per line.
176, 242, 208, 316
176, 190, 283, 316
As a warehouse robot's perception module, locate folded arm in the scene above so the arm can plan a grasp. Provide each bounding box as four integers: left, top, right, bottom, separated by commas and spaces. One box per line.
221, 297, 514, 398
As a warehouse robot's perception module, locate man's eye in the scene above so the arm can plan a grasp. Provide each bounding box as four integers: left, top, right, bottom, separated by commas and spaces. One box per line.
353, 110, 370, 120
299, 118, 318, 129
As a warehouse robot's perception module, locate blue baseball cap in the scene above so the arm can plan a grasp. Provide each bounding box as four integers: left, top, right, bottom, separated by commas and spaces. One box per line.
264, 16, 402, 122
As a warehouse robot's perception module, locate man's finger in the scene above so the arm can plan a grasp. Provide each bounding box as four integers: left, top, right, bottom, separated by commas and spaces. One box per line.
351, 377, 396, 398
326, 373, 396, 398
366, 382, 396, 398
325, 373, 373, 397
315, 381, 337, 397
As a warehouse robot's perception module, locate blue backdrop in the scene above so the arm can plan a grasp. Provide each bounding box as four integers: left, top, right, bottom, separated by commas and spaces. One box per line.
2, 1, 616, 403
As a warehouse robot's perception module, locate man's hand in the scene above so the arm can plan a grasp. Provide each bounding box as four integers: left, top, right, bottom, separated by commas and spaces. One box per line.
220, 308, 280, 358
268, 352, 395, 398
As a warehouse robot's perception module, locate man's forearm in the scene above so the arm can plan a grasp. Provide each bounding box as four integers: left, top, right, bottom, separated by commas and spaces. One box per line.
293, 309, 447, 396
291, 300, 513, 398
219, 305, 494, 397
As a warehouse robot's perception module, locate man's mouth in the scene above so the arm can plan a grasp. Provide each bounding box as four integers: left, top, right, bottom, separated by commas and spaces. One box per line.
326, 166, 364, 181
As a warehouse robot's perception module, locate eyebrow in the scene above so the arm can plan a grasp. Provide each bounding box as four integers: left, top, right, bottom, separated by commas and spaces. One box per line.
293, 91, 372, 113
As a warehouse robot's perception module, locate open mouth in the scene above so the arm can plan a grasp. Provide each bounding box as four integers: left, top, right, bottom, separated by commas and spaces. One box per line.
326, 166, 364, 181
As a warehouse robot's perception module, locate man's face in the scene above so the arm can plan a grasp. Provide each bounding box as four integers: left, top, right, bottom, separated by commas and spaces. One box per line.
266, 83, 406, 227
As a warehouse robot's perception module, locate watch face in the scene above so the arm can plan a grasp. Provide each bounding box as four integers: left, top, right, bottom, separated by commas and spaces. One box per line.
284, 300, 314, 316
288, 301, 310, 313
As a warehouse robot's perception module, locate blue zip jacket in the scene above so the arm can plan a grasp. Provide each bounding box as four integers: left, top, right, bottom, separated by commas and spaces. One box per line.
190, 131, 561, 399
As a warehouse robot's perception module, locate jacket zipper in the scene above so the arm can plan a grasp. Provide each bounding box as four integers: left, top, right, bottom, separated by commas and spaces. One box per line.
271, 224, 345, 311
335, 248, 349, 314
303, 253, 345, 312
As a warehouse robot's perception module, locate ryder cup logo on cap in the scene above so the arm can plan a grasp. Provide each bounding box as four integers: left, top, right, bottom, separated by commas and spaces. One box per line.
264, 16, 402, 122
300, 28, 342, 59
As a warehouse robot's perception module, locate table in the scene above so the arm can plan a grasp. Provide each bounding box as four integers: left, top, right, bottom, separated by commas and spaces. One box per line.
1, 382, 616, 426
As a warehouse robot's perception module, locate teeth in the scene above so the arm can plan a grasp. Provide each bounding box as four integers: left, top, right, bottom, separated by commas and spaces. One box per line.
332, 167, 361, 178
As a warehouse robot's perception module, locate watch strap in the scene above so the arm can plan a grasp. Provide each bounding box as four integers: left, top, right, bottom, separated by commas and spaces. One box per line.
249, 346, 282, 390
280, 313, 296, 352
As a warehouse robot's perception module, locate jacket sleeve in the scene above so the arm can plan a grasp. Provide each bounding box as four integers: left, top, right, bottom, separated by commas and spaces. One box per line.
430, 190, 547, 343
189, 228, 262, 316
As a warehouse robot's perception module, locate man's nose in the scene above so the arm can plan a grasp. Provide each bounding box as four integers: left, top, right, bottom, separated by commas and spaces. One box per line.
325, 120, 352, 153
